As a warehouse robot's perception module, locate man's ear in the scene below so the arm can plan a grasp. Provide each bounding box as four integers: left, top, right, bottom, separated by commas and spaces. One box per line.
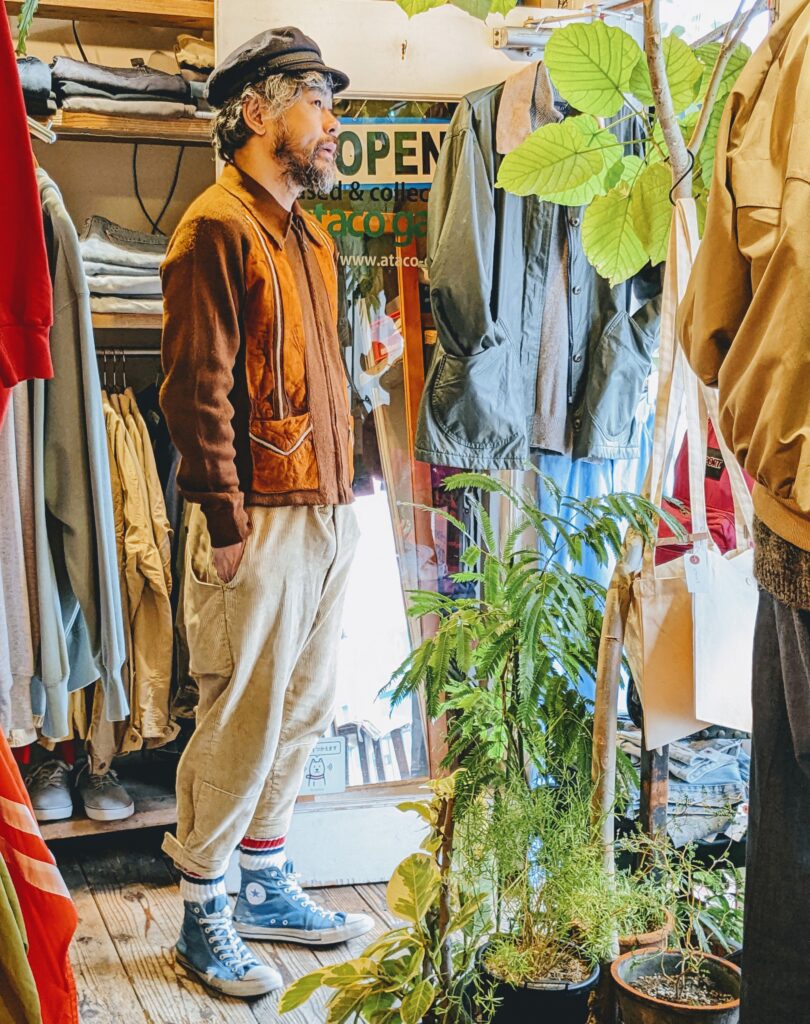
242, 94, 267, 136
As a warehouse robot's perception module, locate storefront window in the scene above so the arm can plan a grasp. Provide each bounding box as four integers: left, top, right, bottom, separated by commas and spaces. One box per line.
303, 100, 455, 790
660, 0, 769, 46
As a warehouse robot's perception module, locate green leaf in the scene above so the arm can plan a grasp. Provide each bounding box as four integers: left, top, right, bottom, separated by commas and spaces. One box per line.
662, 34, 703, 113
695, 42, 751, 93
326, 986, 370, 1024
489, 0, 518, 12
450, 0, 490, 17
396, 800, 436, 824
386, 854, 441, 924
323, 959, 380, 985
545, 20, 644, 117
631, 35, 703, 112
631, 161, 672, 266
15, 0, 41, 55
362, 992, 399, 1024
396, 0, 445, 14
401, 980, 437, 1024
496, 116, 605, 200
280, 969, 328, 1013
581, 156, 647, 286
628, 53, 653, 105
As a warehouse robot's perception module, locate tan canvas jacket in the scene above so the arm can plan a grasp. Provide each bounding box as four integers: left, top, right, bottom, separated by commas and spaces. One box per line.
678, 0, 810, 551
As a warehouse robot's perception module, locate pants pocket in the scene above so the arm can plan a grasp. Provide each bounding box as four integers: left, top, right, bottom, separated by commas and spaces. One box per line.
185, 548, 233, 678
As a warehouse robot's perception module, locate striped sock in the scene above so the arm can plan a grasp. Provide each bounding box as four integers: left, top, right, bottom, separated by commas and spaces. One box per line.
179, 871, 227, 905
240, 835, 286, 872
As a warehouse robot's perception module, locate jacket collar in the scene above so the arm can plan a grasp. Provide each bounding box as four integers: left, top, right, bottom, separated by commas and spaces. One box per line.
218, 162, 322, 248
496, 62, 562, 155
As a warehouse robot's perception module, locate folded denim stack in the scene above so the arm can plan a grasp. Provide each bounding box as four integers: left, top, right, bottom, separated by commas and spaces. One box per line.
619, 727, 750, 847
51, 56, 195, 119
174, 35, 215, 119
17, 56, 56, 117
80, 216, 166, 316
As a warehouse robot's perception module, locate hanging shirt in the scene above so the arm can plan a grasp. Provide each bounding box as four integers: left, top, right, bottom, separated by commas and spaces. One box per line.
0, 9, 53, 425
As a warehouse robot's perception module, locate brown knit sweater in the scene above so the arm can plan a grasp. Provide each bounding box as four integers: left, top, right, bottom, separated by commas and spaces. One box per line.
755, 518, 810, 612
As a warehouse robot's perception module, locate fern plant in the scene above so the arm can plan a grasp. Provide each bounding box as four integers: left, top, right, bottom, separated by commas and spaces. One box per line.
390, 470, 666, 810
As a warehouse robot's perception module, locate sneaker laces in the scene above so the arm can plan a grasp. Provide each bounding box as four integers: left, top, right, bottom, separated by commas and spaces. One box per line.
26, 760, 70, 789
201, 909, 259, 976
280, 865, 338, 923
77, 765, 122, 791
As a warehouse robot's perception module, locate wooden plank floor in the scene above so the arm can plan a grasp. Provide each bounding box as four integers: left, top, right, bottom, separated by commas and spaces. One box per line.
54, 829, 394, 1024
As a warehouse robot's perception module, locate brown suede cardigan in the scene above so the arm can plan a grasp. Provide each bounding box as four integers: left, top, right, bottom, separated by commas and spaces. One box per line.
160, 163, 353, 548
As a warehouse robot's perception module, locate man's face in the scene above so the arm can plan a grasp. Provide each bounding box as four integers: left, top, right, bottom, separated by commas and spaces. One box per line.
270, 86, 340, 193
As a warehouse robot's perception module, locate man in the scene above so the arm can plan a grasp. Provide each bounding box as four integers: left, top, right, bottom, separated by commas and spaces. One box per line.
678, 4, 810, 1021
159, 27, 372, 998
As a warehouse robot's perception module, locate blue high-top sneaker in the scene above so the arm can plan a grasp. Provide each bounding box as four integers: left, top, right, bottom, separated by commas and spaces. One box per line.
175, 894, 283, 997
234, 861, 374, 946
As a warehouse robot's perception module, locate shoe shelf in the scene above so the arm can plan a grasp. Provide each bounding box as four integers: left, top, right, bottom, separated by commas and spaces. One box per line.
5, 0, 213, 29
40, 775, 177, 841
42, 110, 212, 147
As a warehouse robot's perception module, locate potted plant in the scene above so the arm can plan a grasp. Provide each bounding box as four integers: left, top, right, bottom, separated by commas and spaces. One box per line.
280, 772, 490, 1024
612, 834, 744, 1024
456, 782, 609, 1024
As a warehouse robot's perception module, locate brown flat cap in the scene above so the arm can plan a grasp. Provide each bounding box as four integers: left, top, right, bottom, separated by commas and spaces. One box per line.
206, 26, 350, 107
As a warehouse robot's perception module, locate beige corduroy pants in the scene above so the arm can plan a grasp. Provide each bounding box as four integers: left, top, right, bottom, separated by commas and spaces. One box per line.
162, 502, 359, 877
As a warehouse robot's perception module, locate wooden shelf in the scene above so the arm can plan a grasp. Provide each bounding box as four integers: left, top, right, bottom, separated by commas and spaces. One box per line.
41, 778, 177, 841
44, 109, 212, 147
92, 312, 163, 330
5, 0, 213, 29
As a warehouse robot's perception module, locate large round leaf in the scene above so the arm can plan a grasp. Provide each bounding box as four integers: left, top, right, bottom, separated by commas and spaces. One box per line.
629, 34, 702, 112
397, 0, 446, 15
451, 0, 492, 18
545, 20, 644, 117
386, 854, 441, 923
582, 156, 647, 286
631, 161, 672, 266
496, 115, 620, 203
662, 34, 703, 113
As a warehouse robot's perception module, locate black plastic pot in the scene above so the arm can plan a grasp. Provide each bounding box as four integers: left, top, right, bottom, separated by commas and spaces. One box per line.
612, 950, 740, 1024
473, 944, 600, 1023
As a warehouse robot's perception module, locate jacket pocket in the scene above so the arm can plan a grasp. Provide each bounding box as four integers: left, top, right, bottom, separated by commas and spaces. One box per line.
578, 311, 653, 447
249, 411, 320, 494
429, 342, 523, 451
732, 171, 780, 290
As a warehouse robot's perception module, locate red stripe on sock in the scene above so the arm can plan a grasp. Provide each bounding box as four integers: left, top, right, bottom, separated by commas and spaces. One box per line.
241, 836, 286, 851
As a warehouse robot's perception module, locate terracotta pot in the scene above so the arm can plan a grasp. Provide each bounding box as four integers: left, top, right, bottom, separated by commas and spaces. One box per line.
611, 950, 741, 1024
619, 909, 676, 956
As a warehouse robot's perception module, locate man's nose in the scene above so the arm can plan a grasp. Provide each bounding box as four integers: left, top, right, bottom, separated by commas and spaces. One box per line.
323, 108, 339, 135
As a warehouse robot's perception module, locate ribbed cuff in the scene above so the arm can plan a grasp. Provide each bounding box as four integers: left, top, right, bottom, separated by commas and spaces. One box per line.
754, 518, 810, 612
203, 499, 251, 549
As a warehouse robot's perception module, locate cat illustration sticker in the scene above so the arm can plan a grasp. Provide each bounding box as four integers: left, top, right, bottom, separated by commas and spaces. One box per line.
302, 738, 346, 795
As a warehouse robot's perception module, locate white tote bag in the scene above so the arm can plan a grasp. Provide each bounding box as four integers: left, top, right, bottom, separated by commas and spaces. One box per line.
625, 200, 756, 750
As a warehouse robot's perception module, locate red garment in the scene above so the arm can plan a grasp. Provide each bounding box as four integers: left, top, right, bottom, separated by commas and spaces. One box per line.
0, 8, 53, 427
657, 423, 755, 565
0, 733, 78, 1024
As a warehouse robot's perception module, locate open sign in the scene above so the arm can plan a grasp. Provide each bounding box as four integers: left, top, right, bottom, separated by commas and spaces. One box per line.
335, 119, 448, 187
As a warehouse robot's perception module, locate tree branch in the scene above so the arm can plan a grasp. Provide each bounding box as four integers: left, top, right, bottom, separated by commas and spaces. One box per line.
643, 0, 692, 198
688, 0, 766, 156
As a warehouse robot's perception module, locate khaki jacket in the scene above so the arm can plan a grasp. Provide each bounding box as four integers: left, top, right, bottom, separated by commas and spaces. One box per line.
678, 0, 810, 551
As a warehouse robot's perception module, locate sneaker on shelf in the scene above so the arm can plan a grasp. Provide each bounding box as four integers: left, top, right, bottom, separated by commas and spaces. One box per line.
175, 895, 282, 998
76, 765, 135, 821
25, 760, 73, 822
234, 860, 374, 946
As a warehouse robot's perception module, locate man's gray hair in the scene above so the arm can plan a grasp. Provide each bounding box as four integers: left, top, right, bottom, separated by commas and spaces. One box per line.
212, 69, 332, 163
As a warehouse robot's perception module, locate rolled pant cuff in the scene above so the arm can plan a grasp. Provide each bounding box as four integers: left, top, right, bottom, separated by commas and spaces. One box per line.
161, 831, 230, 880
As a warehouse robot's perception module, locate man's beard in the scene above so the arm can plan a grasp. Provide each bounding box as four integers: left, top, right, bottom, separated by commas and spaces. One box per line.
274, 124, 336, 193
